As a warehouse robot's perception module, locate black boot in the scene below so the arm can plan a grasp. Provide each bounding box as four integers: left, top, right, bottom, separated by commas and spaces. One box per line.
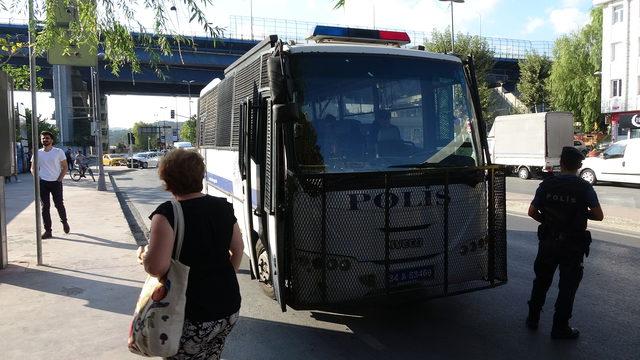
551, 323, 580, 339
526, 302, 540, 330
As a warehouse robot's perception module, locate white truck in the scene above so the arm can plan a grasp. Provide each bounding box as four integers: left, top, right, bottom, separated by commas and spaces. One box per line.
487, 112, 574, 179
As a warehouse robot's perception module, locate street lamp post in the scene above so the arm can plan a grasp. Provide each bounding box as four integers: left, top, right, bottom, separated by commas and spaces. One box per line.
181, 80, 195, 142
28, 0, 43, 264
439, 0, 465, 52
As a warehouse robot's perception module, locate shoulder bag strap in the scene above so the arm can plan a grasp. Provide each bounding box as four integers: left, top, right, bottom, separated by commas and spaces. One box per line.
170, 199, 185, 260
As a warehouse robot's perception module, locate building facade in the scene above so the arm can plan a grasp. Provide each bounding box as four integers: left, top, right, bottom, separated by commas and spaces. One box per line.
595, 0, 640, 139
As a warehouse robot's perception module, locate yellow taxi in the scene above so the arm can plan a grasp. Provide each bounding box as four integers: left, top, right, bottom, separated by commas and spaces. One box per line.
102, 154, 127, 166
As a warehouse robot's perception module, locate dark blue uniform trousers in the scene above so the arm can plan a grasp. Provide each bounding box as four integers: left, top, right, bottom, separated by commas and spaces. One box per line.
529, 241, 584, 327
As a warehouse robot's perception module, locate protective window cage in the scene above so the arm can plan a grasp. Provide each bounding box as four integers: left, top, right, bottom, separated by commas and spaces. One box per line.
283, 165, 507, 308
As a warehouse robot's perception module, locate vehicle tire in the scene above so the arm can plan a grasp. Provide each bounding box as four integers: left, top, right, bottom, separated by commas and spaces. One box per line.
142, 162, 148, 169
580, 169, 597, 185
517, 167, 530, 180
255, 239, 275, 299
70, 169, 82, 182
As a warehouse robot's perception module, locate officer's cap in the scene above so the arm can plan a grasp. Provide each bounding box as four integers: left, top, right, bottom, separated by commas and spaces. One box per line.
561, 146, 585, 163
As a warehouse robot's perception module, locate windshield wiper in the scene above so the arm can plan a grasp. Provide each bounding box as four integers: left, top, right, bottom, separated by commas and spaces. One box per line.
388, 162, 441, 169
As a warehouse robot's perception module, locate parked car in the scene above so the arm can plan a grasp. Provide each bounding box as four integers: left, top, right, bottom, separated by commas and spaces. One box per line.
126, 152, 160, 168
573, 139, 589, 155
102, 154, 127, 166
173, 141, 194, 149
579, 138, 640, 185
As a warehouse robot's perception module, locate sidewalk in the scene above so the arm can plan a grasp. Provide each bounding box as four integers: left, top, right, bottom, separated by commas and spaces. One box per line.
0, 173, 143, 360
506, 191, 640, 234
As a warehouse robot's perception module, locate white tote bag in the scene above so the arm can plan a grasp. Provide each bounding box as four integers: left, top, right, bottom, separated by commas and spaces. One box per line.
129, 199, 190, 357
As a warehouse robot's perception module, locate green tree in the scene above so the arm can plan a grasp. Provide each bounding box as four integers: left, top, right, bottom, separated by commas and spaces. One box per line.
1, 64, 44, 90
131, 121, 154, 151
517, 52, 552, 112
425, 29, 496, 124
179, 116, 197, 144
2, 0, 221, 78
548, 7, 602, 132
18, 108, 59, 148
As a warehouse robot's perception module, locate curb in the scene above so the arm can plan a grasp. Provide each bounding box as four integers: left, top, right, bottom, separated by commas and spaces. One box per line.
108, 173, 149, 246
507, 209, 640, 237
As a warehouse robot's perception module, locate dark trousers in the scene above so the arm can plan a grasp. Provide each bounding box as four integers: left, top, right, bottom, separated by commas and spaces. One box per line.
40, 179, 68, 232
528, 241, 584, 327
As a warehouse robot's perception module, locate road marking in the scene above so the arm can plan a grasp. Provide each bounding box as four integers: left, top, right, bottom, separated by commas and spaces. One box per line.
508, 212, 640, 238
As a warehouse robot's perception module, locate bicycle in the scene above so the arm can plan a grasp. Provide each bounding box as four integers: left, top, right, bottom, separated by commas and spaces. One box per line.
69, 165, 95, 182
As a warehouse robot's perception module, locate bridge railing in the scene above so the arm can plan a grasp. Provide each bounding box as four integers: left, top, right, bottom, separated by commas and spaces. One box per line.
227, 15, 554, 60
1, 15, 555, 60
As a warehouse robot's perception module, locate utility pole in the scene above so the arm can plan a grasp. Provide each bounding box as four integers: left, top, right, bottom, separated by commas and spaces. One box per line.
91, 63, 106, 191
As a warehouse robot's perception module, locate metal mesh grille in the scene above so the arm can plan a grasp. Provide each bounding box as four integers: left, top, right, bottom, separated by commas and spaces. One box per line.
231, 57, 262, 147
200, 87, 219, 146
264, 99, 273, 212
490, 167, 508, 282
287, 166, 507, 307
260, 53, 270, 89
215, 77, 234, 147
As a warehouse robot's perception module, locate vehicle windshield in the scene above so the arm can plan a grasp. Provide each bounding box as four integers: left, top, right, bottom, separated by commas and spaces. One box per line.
289, 53, 481, 173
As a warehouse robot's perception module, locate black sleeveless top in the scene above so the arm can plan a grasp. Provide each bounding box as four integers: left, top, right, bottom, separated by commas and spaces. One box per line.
150, 195, 241, 321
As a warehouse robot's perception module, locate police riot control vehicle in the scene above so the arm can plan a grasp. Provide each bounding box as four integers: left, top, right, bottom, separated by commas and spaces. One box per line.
197, 26, 508, 311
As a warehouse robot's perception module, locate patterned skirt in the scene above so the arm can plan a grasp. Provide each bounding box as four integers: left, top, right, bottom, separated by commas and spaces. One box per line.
164, 312, 239, 360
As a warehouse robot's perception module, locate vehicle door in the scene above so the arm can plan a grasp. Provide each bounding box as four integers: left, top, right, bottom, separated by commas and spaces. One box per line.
620, 142, 640, 184
598, 143, 626, 182
239, 92, 268, 292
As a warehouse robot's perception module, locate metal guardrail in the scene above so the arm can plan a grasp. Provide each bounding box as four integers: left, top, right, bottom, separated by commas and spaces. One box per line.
228, 15, 554, 60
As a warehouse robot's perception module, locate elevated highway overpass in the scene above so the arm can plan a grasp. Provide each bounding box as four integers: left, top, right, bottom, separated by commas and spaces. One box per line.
0, 21, 553, 96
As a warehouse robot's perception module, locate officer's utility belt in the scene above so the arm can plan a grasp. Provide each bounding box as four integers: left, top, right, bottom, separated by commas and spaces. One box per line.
538, 225, 592, 257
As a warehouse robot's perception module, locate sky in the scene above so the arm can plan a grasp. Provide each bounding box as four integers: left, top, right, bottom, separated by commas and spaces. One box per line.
3, 0, 597, 129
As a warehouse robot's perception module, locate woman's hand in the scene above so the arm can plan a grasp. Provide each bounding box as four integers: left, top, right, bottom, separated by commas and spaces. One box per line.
229, 223, 244, 272
136, 245, 147, 264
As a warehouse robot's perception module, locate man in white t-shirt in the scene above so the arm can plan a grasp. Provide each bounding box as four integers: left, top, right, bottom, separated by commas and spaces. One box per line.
30, 131, 70, 239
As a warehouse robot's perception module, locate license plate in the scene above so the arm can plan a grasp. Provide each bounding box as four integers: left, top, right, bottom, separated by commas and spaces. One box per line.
388, 265, 434, 285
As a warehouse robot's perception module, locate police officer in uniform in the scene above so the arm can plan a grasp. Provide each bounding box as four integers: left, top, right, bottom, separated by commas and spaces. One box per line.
526, 146, 604, 339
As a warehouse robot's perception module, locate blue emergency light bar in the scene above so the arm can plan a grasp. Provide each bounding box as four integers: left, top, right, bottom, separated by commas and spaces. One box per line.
309, 25, 411, 45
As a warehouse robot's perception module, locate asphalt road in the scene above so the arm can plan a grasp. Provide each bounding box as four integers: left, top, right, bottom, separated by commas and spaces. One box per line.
506, 177, 640, 209
110, 168, 640, 360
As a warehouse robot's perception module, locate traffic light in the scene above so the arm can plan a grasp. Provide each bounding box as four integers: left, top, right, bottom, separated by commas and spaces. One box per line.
170, 110, 175, 119
127, 132, 136, 144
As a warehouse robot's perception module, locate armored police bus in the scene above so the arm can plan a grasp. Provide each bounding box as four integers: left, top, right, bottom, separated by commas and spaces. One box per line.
197, 26, 507, 311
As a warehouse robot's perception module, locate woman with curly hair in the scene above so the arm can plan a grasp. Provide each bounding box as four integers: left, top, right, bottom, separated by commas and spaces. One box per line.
137, 149, 244, 359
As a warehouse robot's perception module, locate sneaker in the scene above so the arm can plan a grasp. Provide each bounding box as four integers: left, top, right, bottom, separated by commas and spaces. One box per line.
63, 222, 70, 234
42, 231, 52, 239
551, 326, 580, 340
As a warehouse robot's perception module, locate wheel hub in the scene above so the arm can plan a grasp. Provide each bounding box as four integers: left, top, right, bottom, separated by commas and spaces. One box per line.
258, 251, 270, 282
